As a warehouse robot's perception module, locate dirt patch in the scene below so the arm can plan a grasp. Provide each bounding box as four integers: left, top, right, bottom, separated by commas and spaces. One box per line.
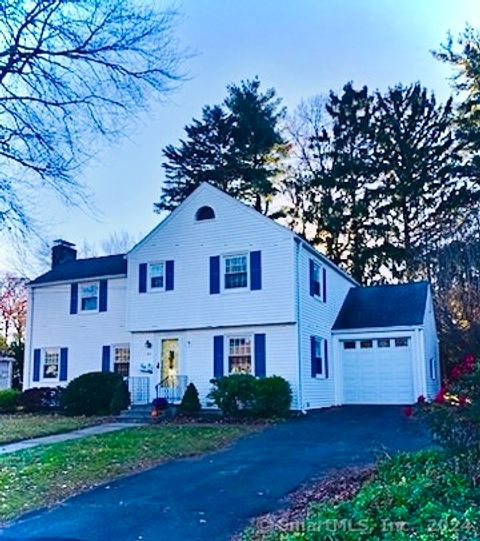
235, 465, 374, 540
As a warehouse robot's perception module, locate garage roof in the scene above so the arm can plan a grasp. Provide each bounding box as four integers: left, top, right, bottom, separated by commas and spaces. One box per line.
333, 282, 429, 330
30, 254, 127, 285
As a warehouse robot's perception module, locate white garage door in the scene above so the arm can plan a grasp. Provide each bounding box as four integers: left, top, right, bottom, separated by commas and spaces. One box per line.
341, 336, 414, 404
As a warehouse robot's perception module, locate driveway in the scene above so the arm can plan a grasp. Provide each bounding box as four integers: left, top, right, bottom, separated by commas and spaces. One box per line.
0, 406, 429, 541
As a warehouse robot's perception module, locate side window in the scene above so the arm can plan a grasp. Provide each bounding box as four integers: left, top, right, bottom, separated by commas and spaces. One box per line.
312, 262, 321, 297
113, 345, 130, 377
149, 262, 165, 290
429, 357, 437, 380
80, 282, 99, 312
228, 336, 252, 374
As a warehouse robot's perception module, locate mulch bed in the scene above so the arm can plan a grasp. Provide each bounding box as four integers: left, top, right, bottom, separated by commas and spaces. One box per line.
235, 465, 375, 540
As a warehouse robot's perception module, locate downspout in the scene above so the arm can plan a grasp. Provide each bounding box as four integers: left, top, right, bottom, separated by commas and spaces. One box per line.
294, 239, 305, 412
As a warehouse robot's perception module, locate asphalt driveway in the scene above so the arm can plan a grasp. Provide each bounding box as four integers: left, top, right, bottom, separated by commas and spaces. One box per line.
0, 406, 429, 541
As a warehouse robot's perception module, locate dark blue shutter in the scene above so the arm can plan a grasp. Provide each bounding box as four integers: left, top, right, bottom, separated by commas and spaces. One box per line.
210, 256, 220, 294
33, 349, 41, 382
324, 339, 329, 378
309, 260, 315, 296
60, 348, 68, 381
254, 334, 266, 377
102, 345, 111, 372
322, 268, 327, 302
99, 280, 108, 312
165, 260, 174, 291
139, 263, 147, 293
310, 336, 316, 377
250, 251, 262, 290
213, 335, 224, 378
70, 283, 78, 314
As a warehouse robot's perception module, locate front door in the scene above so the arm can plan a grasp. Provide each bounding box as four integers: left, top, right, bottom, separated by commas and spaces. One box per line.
161, 339, 179, 387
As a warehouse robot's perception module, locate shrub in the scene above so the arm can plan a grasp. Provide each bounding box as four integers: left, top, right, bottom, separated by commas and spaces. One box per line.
109, 381, 130, 415
0, 389, 20, 413
60, 372, 130, 416
19, 387, 64, 413
209, 375, 291, 418
152, 397, 169, 411
252, 376, 292, 417
415, 353, 480, 484
209, 374, 257, 417
243, 451, 480, 541
179, 383, 201, 414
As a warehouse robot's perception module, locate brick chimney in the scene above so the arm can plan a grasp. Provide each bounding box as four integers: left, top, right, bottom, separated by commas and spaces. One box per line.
51, 239, 77, 268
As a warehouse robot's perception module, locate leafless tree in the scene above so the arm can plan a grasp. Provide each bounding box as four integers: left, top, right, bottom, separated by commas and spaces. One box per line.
0, 0, 183, 234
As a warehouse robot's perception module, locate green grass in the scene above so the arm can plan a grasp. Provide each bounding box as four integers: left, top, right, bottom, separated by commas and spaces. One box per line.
0, 414, 104, 444
0, 424, 251, 522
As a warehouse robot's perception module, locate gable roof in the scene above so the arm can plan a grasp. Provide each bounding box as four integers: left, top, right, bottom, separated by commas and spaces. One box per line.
332, 282, 429, 330
30, 254, 127, 286
129, 182, 358, 286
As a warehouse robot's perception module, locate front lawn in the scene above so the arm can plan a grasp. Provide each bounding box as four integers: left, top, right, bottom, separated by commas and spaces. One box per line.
0, 424, 251, 522
242, 450, 480, 541
0, 414, 104, 444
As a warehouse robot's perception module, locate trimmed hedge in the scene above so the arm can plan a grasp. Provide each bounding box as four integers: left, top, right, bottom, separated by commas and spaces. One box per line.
179, 383, 201, 414
0, 389, 20, 413
209, 375, 291, 418
19, 387, 63, 413
60, 372, 130, 416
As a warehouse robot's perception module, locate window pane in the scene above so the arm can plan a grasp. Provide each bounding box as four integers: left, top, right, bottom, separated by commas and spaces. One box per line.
225, 255, 248, 289
377, 338, 390, 348
43, 349, 59, 379
395, 337, 409, 347
343, 341, 356, 350
360, 340, 373, 349
312, 263, 321, 297
229, 337, 252, 374
80, 283, 98, 311
149, 263, 164, 289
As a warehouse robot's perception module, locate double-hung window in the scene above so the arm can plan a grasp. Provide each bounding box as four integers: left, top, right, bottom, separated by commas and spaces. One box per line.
80, 282, 99, 311
114, 345, 130, 377
149, 262, 165, 290
224, 254, 248, 289
311, 337, 325, 377
43, 348, 59, 379
312, 262, 321, 298
228, 337, 252, 374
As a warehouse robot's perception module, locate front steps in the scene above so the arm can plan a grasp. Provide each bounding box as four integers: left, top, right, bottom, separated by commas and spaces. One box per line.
115, 404, 176, 424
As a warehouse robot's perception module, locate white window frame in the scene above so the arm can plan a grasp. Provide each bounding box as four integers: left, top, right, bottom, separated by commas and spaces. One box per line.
222, 253, 249, 292
148, 261, 165, 292
42, 347, 60, 381
312, 336, 327, 379
227, 334, 253, 374
113, 343, 130, 378
79, 281, 99, 313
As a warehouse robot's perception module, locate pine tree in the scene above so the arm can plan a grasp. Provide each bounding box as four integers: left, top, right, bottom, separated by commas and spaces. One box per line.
155, 78, 287, 214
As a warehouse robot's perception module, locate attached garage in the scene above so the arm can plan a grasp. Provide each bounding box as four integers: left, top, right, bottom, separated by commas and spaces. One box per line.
340, 336, 414, 404
332, 282, 440, 405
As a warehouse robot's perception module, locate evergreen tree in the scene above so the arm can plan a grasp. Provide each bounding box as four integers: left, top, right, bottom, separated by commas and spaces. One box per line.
374, 84, 478, 280
155, 78, 287, 214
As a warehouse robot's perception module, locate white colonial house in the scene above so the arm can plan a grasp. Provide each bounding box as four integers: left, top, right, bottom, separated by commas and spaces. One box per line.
24, 183, 440, 409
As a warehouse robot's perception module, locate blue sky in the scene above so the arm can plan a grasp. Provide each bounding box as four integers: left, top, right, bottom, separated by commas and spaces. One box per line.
1, 0, 479, 273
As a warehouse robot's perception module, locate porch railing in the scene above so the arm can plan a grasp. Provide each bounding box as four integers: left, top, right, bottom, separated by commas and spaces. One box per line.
127, 376, 151, 405
155, 375, 188, 403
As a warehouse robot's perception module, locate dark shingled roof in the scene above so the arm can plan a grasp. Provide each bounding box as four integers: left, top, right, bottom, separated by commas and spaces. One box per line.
333, 282, 429, 330
30, 254, 127, 285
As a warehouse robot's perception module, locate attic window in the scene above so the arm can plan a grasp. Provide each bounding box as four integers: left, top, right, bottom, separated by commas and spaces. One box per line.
195, 206, 215, 221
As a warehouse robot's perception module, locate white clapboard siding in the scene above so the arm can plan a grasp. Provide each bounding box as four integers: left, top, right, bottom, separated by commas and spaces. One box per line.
423, 288, 441, 400
24, 277, 130, 388
127, 184, 295, 332
297, 243, 355, 410
130, 324, 299, 408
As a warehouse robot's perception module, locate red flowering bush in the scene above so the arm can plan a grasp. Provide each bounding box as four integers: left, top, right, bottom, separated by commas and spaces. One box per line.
416, 353, 480, 485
